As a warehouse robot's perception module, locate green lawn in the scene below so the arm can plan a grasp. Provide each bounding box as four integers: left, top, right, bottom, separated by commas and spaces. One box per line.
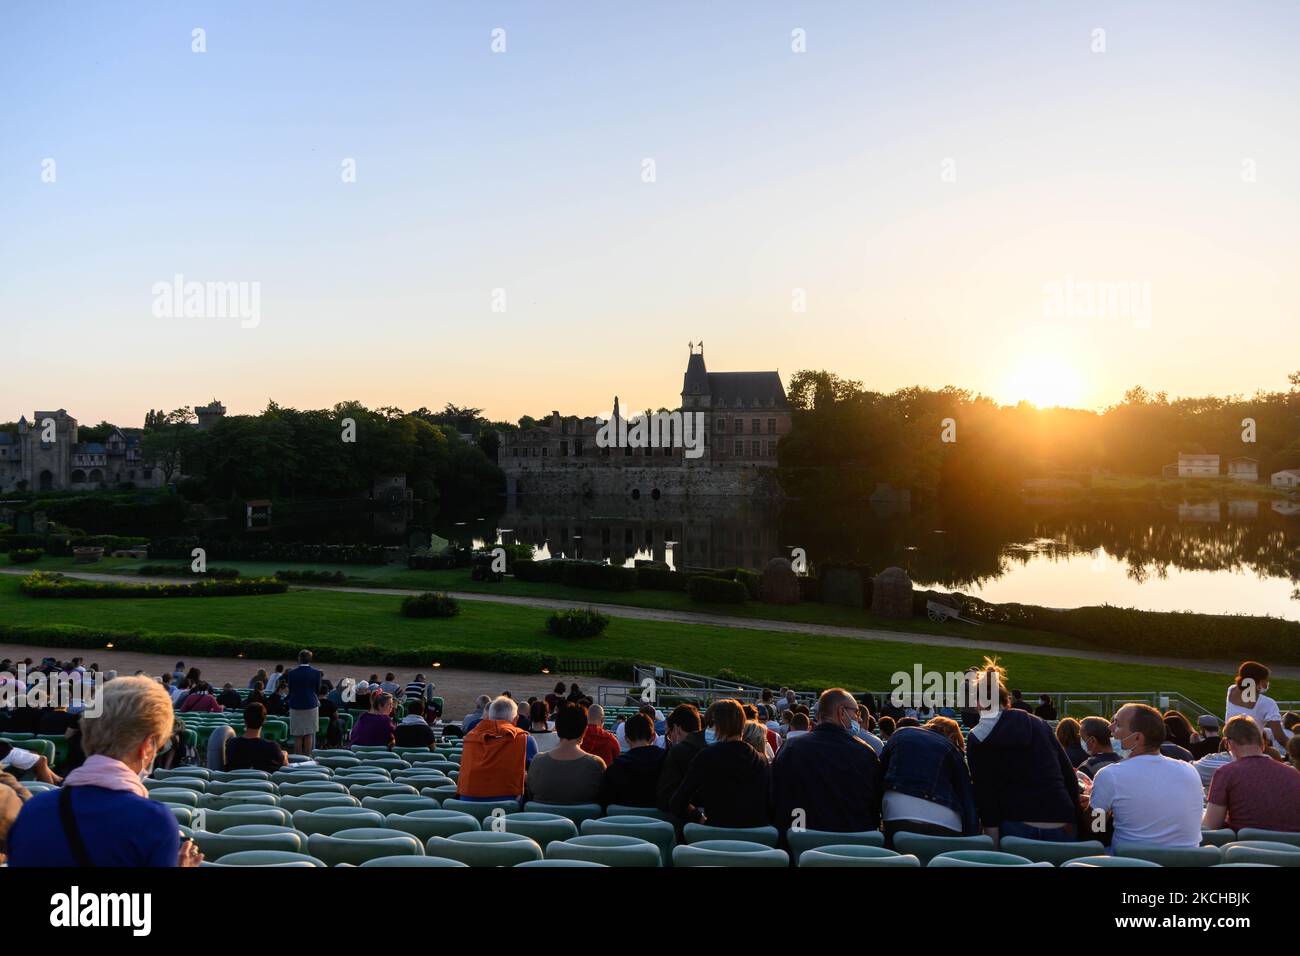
1, 574, 1292, 713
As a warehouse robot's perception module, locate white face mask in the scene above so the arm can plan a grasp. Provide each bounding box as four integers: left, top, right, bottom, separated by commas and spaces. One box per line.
704, 727, 717, 745
1114, 732, 1136, 759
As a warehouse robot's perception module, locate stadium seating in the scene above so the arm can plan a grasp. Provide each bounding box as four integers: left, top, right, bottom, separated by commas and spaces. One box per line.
499, 812, 580, 848
581, 816, 676, 866
1062, 856, 1161, 868
545, 834, 661, 867
521, 801, 604, 825
1199, 828, 1238, 848
798, 845, 919, 867
1236, 828, 1300, 849
673, 840, 789, 868
383, 809, 482, 841
1115, 844, 1222, 867
683, 823, 779, 847
929, 850, 1051, 867
426, 831, 544, 866
999, 836, 1107, 865
204, 850, 325, 867
1221, 841, 1300, 866
358, 856, 469, 867
292, 807, 384, 836
440, 798, 520, 822
308, 828, 425, 865
892, 832, 994, 865
785, 828, 884, 864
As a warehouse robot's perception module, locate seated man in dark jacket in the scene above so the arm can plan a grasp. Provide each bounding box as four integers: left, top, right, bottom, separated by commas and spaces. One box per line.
602, 713, 665, 808
656, 703, 706, 814
771, 688, 881, 836
394, 698, 436, 749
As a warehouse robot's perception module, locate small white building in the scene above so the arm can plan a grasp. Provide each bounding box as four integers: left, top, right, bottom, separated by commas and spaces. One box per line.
1176, 453, 1220, 478
1272, 468, 1300, 490
1227, 457, 1258, 482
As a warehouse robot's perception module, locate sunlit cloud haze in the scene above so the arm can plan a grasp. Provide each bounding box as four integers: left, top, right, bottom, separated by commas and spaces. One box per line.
2, 1, 1297, 427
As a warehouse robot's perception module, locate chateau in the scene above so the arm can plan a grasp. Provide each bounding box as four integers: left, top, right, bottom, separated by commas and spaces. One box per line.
501, 347, 791, 498
0, 401, 227, 493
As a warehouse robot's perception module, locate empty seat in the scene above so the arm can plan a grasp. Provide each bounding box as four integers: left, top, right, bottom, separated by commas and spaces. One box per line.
522, 802, 603, 826
210, 770, 271, 783
1199, 828, 1238, 848
154, 767, 211, 780
360, 795, 440, 816
785, 829, 884, 864
359, 856, 469, 867
166, 805, 194, 827
278, 781, 349, 797
279, 794, 360, 814
1116, 844, 1222, 867
198, 807, 292, 832
545, 834, 661, 867
348, 783, 420, 799
684, 823, 779, 847
1236, 829, 1300, 849
145, 777, 206, 794
383, 809, 482, 842
581, 816, 676, 867
892, 832, 994, 866
672, 840, 789, 868
199, 792, 279, 810
515, 859, 607, 867
207, 781, 277, 796
1222, 841, 1300, 866
500, 812, 579, 849
1062, 856, 1162, 868
999, 836, 1107, 866
798, 845, 918, 867
150, 789, 201, 807
292, 807, 384, 836
929, 850, 1049, 867
426, 831, 543, 867
421, 784, 460, 801
315, 756, 362, 770
193, 828, 307, 860
441, 798, 521, 822
604, 804, 675, 823
205, 850, 325, 867
308, 827, 425, 866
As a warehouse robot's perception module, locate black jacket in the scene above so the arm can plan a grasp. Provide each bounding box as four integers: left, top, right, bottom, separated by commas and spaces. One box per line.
656, 731, 706, 813
601, 745, 667, 808
670, 739, 770, 828
771, 722, 881, 834
965, 709, 1079, 826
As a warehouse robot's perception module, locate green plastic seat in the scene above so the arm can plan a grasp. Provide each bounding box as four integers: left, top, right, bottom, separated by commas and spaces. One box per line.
360, 795, 440, 816
522, 802, 604, 826
785, 829, 884, 864
196, 807, 291, 832
798, 845, 917, 867
166, 805, 194, 826
210, 770, 271, 783
200, 792, 279, 810
999, 836, 1107, 865
384, 809, 482, 842
355, 757, 410, 772
193, 829, 306, 860
515, 859, 607, 867
280, 794, 360, 814
1212, 862, 1277, 867
315, 756, 362, 770
672, 840, 789, 868
426, 831, 543, 867
207, 780, 277, 796
892, 832, 994, 865
359, 855, 469, 867
150, 788, 201, 808
545, 834, 661, 867
683, 823, 779, 847
1116, 844, 1222, 867
145, 777, 207, 794
581, 816, 676, 867
206, 850, 325, 867
1062, 856, 1162, 867
421, 784, 460, 801
155, 767, 211, 780
1236, 829, 1300, 849
604, 804, 675, 822
278, 781, 349, 797
441, 798, 521, 822
349, 783, 419, 799
292, 807, 384, 836
1222, 841, 1300, 866
271, 770, 331, 785
499, 812, 579, 849
308, 827, 425, 866
1200, 828, 1238, 848
929, 850, 1049, 867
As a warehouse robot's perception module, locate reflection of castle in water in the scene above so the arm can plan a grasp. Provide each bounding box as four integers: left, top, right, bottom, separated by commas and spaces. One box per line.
498, 493, 786, 571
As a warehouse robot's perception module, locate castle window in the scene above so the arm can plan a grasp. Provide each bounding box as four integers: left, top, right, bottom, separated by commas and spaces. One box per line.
734, 419, 744, 434
716, 418, 725, 433
752, 419, 760, 434
734, 440, 743, 457
751, 441, 760, 457
768, 418, 776, 434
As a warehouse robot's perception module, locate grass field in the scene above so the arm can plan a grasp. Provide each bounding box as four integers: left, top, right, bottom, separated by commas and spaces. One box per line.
2, 572, 1294, 713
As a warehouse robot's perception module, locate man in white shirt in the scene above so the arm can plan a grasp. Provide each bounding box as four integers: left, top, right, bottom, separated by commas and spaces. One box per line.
1088, 703, 1203, 850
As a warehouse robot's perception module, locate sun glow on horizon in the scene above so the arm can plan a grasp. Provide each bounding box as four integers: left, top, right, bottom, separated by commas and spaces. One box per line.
1002, 353, 1086, 410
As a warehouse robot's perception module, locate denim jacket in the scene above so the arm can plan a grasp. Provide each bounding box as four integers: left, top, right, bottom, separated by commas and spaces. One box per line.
877, 726, 980, 834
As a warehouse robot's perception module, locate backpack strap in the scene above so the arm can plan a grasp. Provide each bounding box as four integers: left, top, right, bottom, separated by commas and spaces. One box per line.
58, 786, 95, 867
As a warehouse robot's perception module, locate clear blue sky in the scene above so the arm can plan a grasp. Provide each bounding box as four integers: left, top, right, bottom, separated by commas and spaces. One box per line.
2, 1, 1297, 426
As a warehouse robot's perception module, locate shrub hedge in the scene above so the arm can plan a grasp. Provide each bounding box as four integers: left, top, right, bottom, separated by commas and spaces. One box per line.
274, 569, 347, 584
546, 607, 611, 639
9, 548, 43, 565
18, 572, 287, 600
149, 537, 390, 565
687, 575, 748, 604
138, 564, 240, 579
408, 548, 473, 570
400, 592, 461, 618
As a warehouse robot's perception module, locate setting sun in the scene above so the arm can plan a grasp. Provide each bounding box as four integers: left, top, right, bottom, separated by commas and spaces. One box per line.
1003, 354, 1085, 409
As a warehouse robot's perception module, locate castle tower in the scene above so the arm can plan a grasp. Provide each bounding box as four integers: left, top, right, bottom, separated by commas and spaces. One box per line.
195, 399, 227, 431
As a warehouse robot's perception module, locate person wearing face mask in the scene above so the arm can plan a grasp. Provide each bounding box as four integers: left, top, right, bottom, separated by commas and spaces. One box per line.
7, 675, 204, 867
1077, 717, 1120, 779
670, 699, 770, 828
1086, 703, 1204, 851
1225, 661, 1291, 756
771, 688, 882, 836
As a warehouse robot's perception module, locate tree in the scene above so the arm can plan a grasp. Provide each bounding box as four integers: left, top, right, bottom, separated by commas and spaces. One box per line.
140, 407, 195, 483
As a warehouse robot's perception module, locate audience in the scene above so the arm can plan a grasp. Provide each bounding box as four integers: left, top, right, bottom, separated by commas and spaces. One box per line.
526, 700, 559, 754
1188, 715, 1222, 759
349, 692, 397, 747
1201, 716, 1300, 833
1225, 660, 1291, 755
456, 696, 529, 802
394, 698, 437, 749
874, 716, 978, 844
1088, 703, 1204, 850
656, 703, 707, 813
1077, 716, 1120, 779
670, 699, 770, 827
225, 702, 288, 773
581, 704, 622, 769
285, 649, 323, 756
525, 701, 607, 804
601, 712, 666, 808
1055, 717, 1088, 767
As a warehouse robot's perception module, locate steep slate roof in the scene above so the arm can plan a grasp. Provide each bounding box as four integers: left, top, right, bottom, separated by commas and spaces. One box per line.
707, 371, 788, 409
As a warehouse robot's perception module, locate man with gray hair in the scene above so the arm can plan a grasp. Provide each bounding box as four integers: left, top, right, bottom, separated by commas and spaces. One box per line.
456, 695, 534, 802
462, 694, 491, 734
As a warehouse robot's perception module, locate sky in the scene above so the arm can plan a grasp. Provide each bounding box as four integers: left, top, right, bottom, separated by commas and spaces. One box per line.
2, 1, 1298, 428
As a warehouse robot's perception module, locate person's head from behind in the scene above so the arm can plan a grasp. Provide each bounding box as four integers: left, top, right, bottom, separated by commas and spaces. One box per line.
816, 687, 859, 733
789, 712, 810, 732
1162, 710, 1194, 748
743, 703, 759, 722
1111, 703, 1165, 754
587, 703, 605, 727
487, 695, 517, 724
221, 682, 234, 694
1197, 714, 1221, 738
1078, 716, 1110, 755
554, 701, 587, 741
407, 698, 425, 719
1039, 694, 1052, 707
710, 699, 745, 742
81, 675, 175, 774
475, 694, 491, 713
624, 712, 655, 748
1055, 717, 1081, 750
1222, 715, 1264, 758
244, 702, 267, 734
925, 715, 964, 752
878, 715, 896, 738
665, 703, 700, 745
896, 717, 919, 728
1235, 660, 1270, 697
529, 700, 549, 729
553, 681, 566, 696
741, 720, 768, 755
298, 649, 313, 665
965, 658, 1009, 713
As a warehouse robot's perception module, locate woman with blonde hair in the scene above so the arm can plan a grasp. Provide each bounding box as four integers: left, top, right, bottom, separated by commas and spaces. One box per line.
742, 720, 774, 760
8, 675, 202, 867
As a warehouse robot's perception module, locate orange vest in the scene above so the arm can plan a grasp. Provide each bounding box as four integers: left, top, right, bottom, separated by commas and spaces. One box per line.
457, 719, 527, 798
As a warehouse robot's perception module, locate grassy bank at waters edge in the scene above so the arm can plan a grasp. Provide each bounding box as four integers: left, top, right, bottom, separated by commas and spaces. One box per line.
0, 574, 1294, 712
